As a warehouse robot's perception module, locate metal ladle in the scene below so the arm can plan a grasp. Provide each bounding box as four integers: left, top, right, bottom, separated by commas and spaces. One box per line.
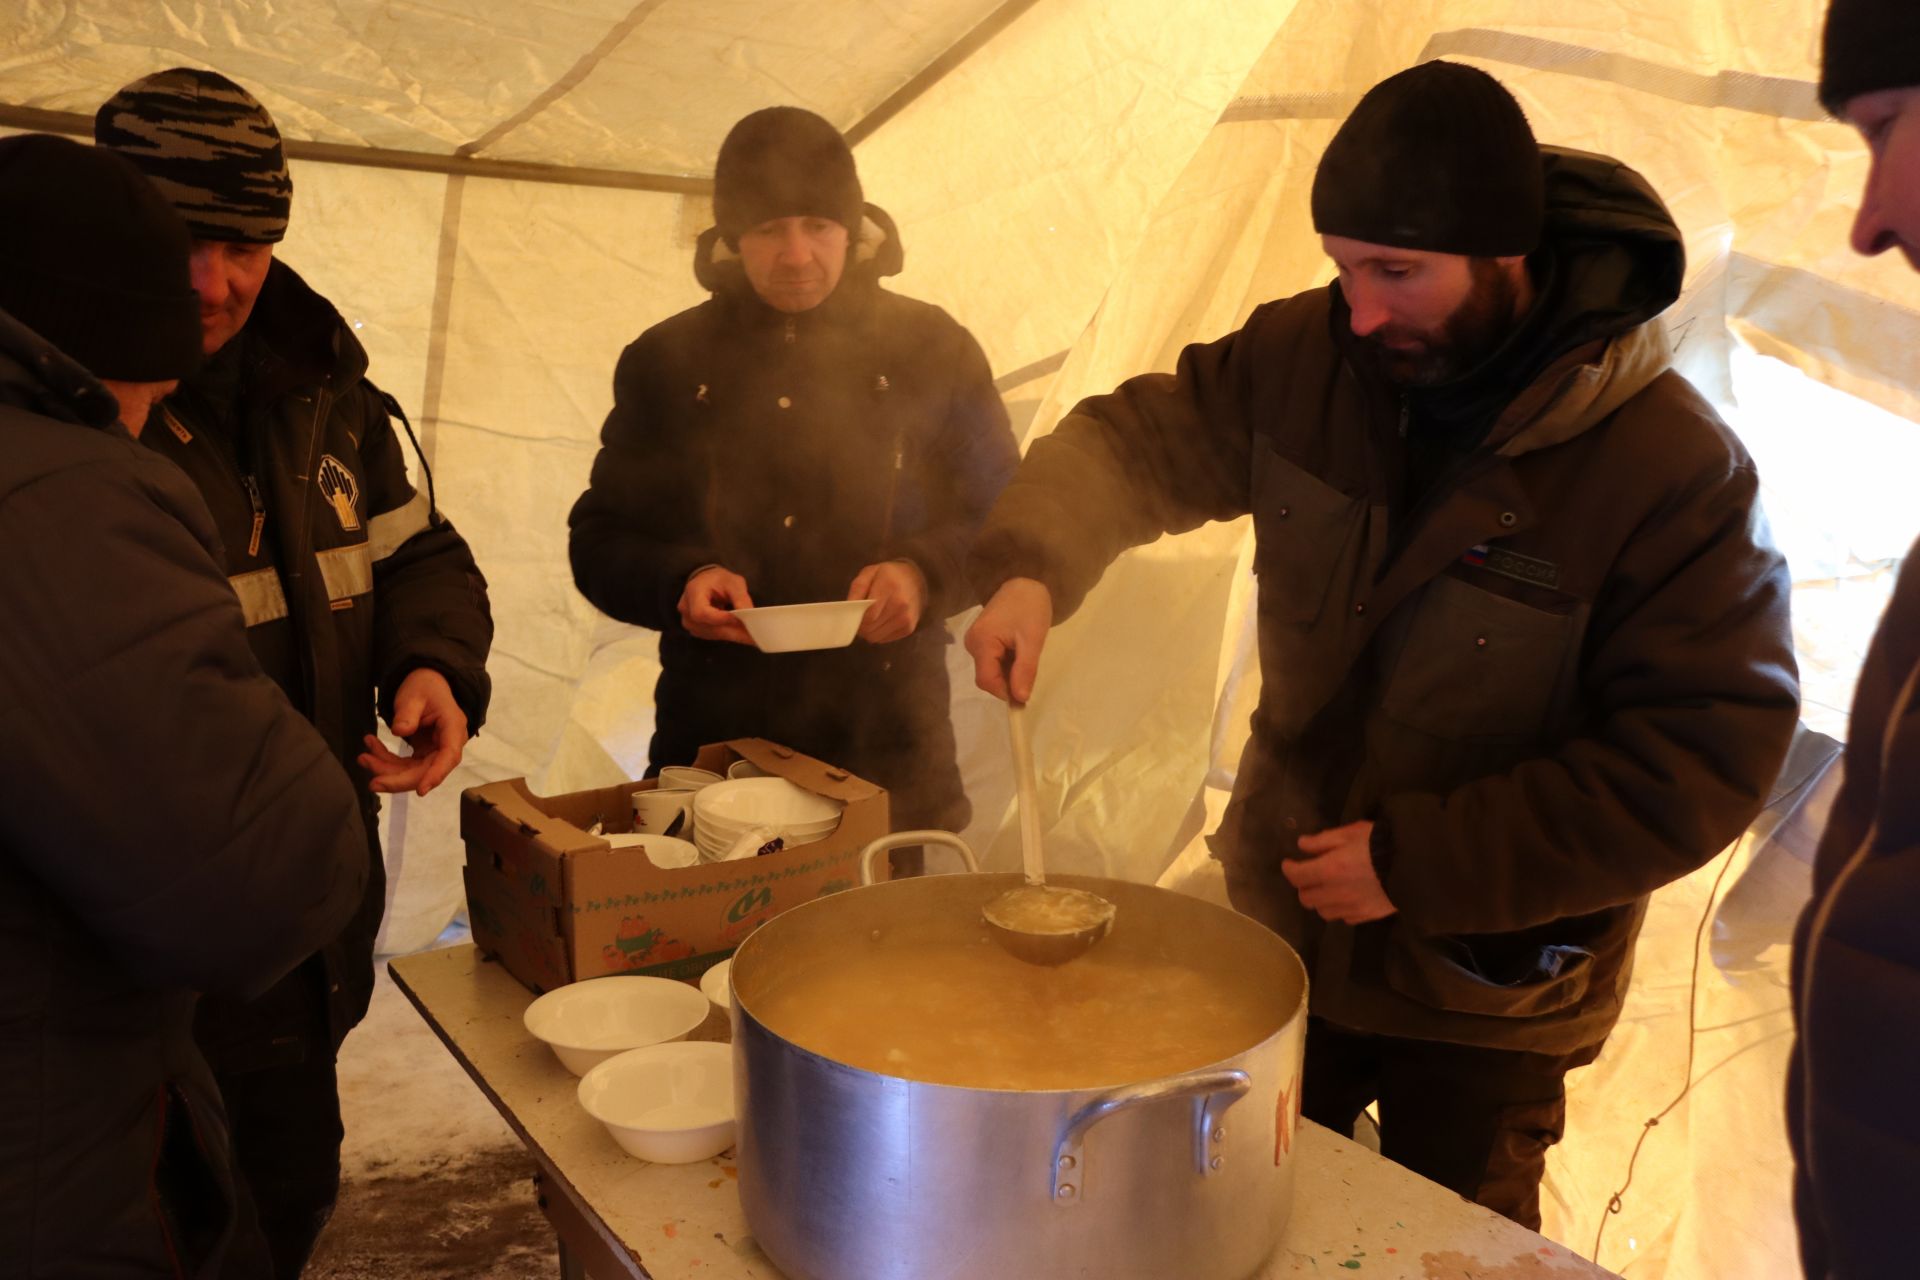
981, 700, 1117, 965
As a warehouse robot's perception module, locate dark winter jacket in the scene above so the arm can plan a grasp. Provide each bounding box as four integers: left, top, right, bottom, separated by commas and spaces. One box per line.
0, 308, 368, 1277
146, 258, 493, 1071
1790, 537, 1920, 1279
569, 206, 1018, 829
970, 149, 1799, 1053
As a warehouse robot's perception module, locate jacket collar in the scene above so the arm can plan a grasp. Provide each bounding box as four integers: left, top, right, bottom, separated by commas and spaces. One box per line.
233, 256, 370, 400
1491, 319, 1672, 458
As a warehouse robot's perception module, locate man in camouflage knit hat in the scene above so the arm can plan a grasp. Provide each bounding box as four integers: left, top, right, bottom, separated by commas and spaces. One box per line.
97, 68, 495, 1278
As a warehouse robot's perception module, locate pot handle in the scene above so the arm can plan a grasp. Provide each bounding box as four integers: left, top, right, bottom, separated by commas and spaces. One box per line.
1050, 1069, 1251, 1206
858, 830, 982, 884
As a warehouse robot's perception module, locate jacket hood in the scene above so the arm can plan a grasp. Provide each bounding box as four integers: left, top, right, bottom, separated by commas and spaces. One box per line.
1533, 145, 1686, 352
244, 256, 370, 394
0, 306, 121, 428
693, 201, 905, 298
1488, 146, 1687, 458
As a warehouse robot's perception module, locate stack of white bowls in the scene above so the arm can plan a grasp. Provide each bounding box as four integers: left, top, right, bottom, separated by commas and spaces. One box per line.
692, 777, 843, 863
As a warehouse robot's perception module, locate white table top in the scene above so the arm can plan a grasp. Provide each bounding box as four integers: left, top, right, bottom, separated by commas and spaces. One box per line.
390, 944, 1614, 1280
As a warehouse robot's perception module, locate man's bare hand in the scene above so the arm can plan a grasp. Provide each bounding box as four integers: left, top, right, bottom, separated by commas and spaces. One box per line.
358, 668, 469, 797
964, 577, 1054, 704
849, 560, 926, 644
1280, 820, 1396, 925
679, 565, 755, 644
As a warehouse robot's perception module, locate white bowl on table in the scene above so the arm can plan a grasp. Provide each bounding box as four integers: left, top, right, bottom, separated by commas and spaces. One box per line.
732, 599, 873, 652
576, 1041, 736, 1163
522, 976, 710, 1076
699, 958, 733, 1011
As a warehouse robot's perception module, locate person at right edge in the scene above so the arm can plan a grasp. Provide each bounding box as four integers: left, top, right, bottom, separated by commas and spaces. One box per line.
1791, 3, 1920, 1277
964, 63, 1799, 1229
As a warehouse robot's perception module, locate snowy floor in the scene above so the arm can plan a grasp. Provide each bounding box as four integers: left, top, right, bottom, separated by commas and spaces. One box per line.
309, 926, 556, 1279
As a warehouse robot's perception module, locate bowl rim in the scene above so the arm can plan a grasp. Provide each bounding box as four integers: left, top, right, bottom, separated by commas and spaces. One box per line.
693, 777, 843, 824
575, 1040, 735, 1132
730, 599, 875, 621
523, 975, 709, 1052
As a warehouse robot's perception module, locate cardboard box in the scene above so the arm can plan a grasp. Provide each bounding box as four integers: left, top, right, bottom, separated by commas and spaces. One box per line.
460, 739, 889, 993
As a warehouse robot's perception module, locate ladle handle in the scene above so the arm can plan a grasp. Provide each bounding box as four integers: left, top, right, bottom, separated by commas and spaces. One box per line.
858, 831, 981, 885
1008, 702, 1047, 888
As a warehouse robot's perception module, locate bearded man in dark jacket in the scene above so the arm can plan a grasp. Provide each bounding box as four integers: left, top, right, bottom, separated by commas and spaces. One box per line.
95, 69, 495, 1278
966, 63, 1800, 1228
1790, 4, 1920, 1276
570, 107, 1018, 848
0, 134, 369, 1280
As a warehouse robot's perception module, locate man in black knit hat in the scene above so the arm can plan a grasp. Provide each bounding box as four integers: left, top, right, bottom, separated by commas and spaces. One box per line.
966, 62, 1799, 1226
570, 107, 1017, 863
0, 133, 369, 1279
1790, 3, 1920, 1275
95, 68, 495, 1278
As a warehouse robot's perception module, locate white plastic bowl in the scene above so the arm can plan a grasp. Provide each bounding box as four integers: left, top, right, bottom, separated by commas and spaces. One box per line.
576, 1041, 736, 1163
732, 599, 874, 652
605, 833, 700, 869
523, 976, 710, 1076
657, 766, 722, 790
699, 958, 733, 1011
694, 777, 843, 829
697, 824, 778, 863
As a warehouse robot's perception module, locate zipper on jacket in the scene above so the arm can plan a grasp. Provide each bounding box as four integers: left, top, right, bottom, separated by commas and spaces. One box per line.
1397, 396, 1409, 439
161, 405, 268, 564
876, 440, 906, 555
874, 375, 905, 557
243, 475, 266, 558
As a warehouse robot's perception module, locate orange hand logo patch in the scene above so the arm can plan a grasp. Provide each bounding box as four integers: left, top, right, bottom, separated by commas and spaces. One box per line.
318, 455, 362, 532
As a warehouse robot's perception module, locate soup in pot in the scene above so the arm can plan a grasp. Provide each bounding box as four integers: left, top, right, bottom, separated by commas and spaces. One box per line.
747, 930, 1278, 1090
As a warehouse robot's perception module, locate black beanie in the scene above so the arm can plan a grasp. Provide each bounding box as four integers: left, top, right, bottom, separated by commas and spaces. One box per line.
0, 134, 201, 383
1312, 62, 1545, 257
95, 67, 292, 244
1820, 0, 1920, 114
712, 107, 863, 245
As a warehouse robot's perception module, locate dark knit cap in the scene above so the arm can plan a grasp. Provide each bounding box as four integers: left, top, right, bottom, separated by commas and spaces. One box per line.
712, 107, 863, 244
0, 134, 201, 382
1312, 62, 1545, 257
1820, 0, 1920, 114
94, 67, 292, 244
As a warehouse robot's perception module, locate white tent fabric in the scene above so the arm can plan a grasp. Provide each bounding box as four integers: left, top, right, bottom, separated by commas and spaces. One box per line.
5, 2, 1915, 1275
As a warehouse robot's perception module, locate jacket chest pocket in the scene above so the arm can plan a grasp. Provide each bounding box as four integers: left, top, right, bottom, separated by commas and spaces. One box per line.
1379, 574, 1575, 743
1251, 444, 1365, 627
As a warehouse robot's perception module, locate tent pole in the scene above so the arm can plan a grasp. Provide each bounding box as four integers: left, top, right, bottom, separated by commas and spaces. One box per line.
0, 104, 712, 195
845, 0, 1049, 147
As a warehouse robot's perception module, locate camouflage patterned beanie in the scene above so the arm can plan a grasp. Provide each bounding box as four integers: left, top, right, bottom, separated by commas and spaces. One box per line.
94, 67, 291, 244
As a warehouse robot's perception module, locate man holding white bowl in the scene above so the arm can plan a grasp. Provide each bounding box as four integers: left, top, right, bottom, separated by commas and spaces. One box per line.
569, 107, 1019, 867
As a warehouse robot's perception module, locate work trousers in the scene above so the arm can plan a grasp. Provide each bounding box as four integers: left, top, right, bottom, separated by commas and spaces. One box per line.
205, 961, 347, 1280
1302, 1016, 1596, 1230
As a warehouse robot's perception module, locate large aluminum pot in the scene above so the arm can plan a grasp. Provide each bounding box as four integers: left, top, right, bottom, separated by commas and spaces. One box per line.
732, 831, 1308, 1280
